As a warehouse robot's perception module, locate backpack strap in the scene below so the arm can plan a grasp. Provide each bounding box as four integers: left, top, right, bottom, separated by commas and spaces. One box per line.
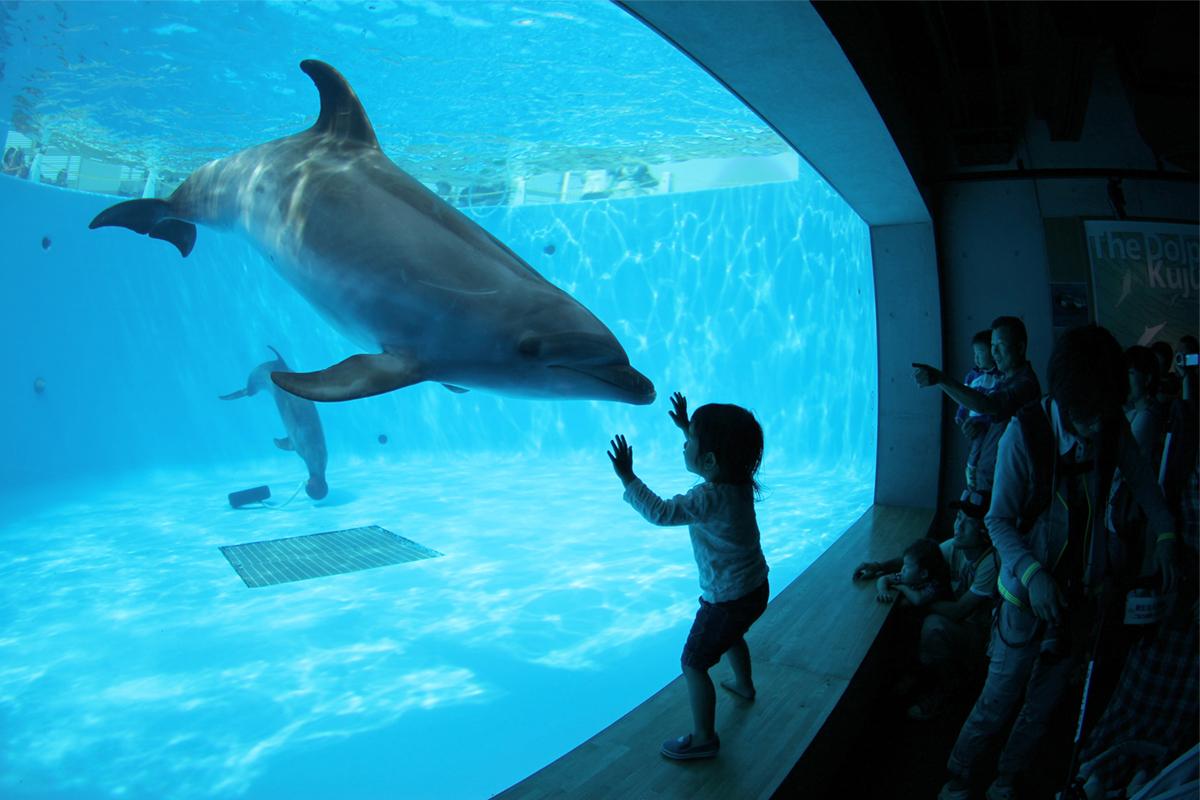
1015, 396, 1055, 534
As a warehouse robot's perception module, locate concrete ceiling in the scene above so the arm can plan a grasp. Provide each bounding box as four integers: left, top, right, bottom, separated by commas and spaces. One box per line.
812, 1, 1200, 179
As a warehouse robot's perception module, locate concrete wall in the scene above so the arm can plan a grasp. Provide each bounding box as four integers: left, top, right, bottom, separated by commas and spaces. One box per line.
872, 223, 941, 506
934, 55, 1200, 514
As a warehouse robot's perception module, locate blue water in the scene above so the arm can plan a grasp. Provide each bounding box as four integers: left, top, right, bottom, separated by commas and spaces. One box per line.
0, 1, 786, 187
0, 3, 877, 798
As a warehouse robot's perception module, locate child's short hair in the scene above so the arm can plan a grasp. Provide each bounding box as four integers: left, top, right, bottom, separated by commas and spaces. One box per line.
903, 538, 951, 590
971, 329, 992, 347
690, 403, 764, 493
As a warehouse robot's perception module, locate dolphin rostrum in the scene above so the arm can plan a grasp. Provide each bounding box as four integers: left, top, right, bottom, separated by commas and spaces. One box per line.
220, 346, 329, 500
90, 60, 655, 406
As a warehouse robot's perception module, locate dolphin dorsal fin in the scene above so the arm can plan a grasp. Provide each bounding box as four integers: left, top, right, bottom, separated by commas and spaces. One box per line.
300, 60, 380, 149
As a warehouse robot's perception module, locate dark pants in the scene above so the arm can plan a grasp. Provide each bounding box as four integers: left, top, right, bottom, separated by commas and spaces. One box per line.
681, 581, 769, 670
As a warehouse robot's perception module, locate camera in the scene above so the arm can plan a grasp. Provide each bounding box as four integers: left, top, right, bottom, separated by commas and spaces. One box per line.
1176, 352, 1199, 368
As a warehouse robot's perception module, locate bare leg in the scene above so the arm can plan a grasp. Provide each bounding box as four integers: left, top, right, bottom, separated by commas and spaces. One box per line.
682, 665, 717, 744
720, 638, 757, 700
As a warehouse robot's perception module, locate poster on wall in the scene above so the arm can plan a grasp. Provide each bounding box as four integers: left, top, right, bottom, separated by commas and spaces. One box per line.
1084, 220, 1199, 348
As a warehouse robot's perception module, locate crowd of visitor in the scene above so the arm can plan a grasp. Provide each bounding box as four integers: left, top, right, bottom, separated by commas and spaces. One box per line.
858, 319, 1200, 800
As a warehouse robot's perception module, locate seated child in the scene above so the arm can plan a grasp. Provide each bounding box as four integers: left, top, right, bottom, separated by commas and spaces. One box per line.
854, 498, 999, 720
872, 538, 953, 607
608, 391, 769, 761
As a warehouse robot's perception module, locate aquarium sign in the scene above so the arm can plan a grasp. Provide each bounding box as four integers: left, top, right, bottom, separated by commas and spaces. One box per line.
1085, 220, 1199, 347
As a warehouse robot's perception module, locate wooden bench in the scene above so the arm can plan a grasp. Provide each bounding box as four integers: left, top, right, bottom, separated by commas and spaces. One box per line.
494, 504, 935, 799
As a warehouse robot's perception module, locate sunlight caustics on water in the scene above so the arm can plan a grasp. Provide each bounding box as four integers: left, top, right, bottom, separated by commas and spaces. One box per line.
0, 2, 877, 799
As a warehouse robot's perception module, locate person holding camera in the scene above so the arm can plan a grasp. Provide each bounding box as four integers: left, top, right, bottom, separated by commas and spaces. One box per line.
1064, 335, 1198, 800
939, 325, 1178, 800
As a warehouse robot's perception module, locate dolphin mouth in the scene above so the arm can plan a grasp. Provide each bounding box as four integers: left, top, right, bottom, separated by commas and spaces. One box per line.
551, 363, 657, 404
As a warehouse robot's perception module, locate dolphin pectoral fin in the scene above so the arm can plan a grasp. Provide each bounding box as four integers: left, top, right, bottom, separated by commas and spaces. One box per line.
221, 364, 272, 401
274, 437, 295, 451
89, 198, 197, 257
271, 353, 421, 402
442, 384, 470, 394
266, 345, 288, 369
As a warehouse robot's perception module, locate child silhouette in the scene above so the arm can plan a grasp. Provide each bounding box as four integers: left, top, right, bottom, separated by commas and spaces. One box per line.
608, 391, 769, 760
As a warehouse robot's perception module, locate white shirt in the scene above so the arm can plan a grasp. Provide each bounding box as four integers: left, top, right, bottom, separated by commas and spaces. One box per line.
624, 478, 769, 603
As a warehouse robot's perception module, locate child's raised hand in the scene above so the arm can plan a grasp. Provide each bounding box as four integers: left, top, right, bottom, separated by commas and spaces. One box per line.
607, 434, 635, 484
875, 575, 896, 603
668, 391, 689, 431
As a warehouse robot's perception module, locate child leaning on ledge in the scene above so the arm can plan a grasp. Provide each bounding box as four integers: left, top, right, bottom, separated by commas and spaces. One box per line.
608, 391, 769, 762
864, 537, 953, 607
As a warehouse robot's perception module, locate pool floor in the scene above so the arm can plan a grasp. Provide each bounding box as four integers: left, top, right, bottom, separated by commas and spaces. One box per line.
0, 454, 872, 799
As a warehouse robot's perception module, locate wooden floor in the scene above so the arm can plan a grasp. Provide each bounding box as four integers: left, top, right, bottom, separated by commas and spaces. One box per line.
494, 504, 934, 800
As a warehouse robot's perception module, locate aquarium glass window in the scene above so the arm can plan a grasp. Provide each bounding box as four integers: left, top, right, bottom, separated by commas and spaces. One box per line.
0, 2, 876, 798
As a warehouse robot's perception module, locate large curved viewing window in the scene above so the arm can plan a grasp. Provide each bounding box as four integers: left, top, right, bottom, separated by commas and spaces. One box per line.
0, 3, 876, 798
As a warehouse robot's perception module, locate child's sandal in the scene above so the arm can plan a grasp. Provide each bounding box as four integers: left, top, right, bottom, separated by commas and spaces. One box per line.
660, 733, 720, 760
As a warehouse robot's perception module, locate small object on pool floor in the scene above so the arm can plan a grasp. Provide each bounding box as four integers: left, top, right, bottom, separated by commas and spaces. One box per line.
228, 484, 271, 508
220, 525, 443, 588
33, 377, 46, 394
41, 236, 51, 250
378, 433, 388, 444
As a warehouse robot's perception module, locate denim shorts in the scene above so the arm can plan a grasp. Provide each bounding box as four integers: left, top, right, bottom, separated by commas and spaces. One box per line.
681, 580, 770, 670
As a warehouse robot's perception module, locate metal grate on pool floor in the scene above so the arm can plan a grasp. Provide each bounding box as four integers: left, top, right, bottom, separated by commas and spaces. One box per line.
219, 525, 443, 588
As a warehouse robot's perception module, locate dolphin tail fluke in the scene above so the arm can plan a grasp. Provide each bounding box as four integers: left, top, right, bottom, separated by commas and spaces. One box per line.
88, 198, 197, 258
148, 219, 197, 257
271, 352, 421, 402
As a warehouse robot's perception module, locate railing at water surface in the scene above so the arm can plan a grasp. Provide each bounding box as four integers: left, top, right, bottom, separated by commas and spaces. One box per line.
1, 129, 801, 206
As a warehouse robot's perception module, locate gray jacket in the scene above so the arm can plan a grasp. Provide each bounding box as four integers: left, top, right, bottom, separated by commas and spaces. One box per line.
986, 397, 1175, 610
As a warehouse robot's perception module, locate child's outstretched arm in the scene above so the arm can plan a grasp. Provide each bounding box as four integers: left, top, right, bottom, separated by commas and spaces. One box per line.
613, 430, 709, 528
668, 391, 689, 433
853, 558, 902, 581
607, 434, 637, 489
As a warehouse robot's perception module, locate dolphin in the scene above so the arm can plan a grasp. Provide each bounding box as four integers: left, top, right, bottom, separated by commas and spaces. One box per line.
220, 346, 329, 500
89, 60, 655, 407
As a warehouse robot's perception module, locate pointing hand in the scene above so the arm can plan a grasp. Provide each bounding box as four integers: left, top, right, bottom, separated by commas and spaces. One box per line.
912, 362, 943, 388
